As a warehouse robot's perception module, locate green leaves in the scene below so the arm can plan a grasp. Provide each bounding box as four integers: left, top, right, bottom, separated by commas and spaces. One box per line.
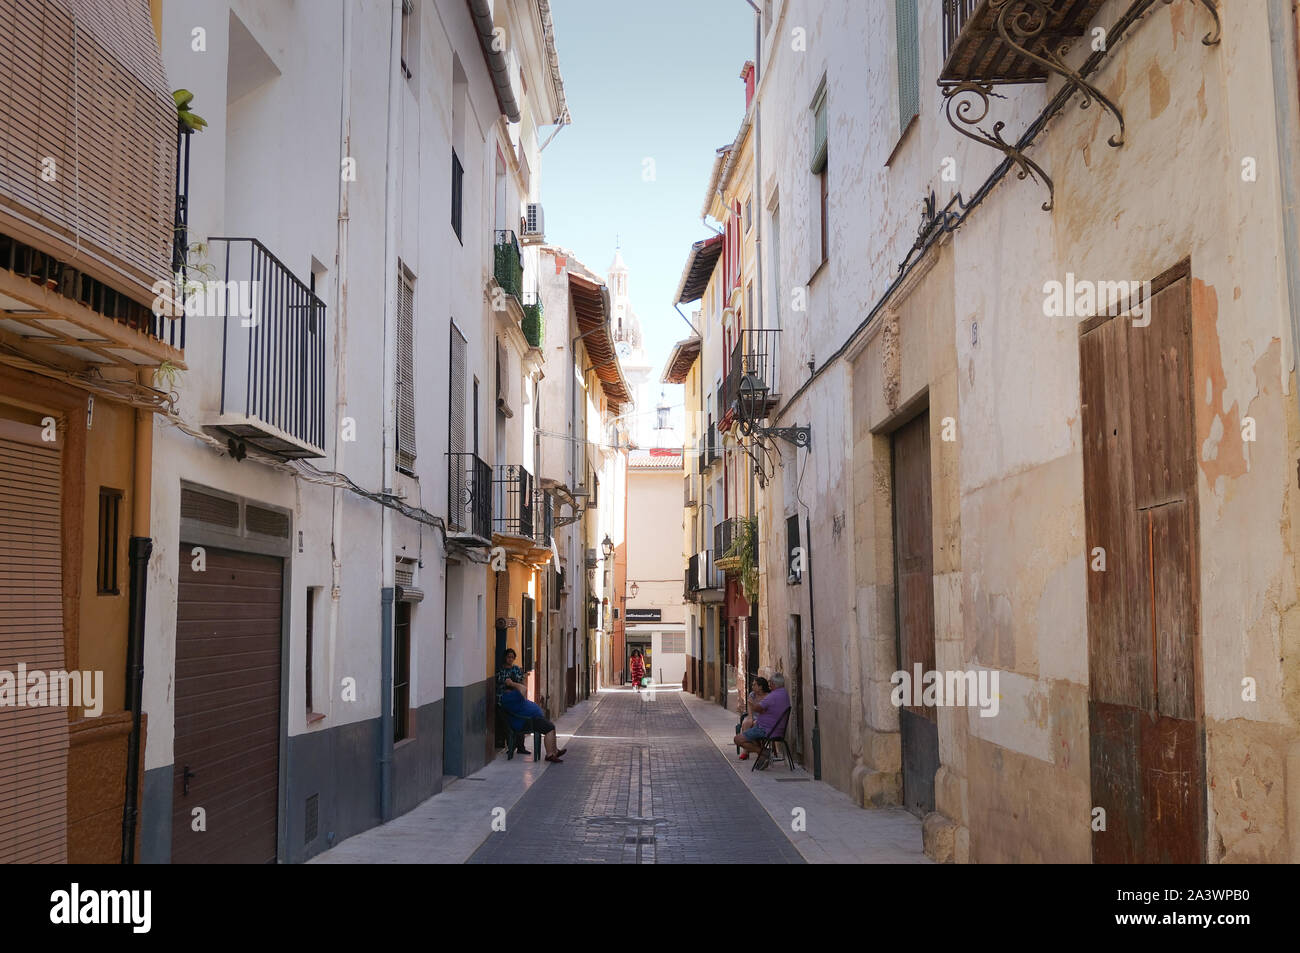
173, 89, 208, 132
724, 515, 761, 604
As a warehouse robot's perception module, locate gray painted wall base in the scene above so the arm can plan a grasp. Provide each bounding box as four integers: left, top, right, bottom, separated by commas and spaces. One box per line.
443, 677, 490, 778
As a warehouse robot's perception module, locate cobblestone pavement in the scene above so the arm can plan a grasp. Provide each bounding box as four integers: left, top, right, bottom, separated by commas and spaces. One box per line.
469, 689, 805, 864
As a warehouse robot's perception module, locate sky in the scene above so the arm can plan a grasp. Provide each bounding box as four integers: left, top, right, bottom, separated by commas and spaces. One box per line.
542, 0, 756, 441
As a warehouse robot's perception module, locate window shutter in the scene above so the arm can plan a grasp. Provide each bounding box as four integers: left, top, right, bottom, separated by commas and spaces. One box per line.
396, 268, 416, 472
449, 323, 467, 457
810, 81, 828, 173
896, 0, 920, 128
0, 420, 68, 862
496, 338, 511, 411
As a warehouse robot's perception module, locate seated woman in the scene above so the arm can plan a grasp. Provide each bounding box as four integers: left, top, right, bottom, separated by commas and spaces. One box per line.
737, 677, 770, 761
496, 649, 567, 763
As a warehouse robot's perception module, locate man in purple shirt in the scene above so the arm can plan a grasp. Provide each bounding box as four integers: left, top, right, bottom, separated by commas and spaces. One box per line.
734, 672, 790, 763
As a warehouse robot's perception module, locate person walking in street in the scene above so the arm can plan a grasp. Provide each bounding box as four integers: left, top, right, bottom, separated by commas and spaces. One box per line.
497, 649, 567, 763
629, 648, 646, 691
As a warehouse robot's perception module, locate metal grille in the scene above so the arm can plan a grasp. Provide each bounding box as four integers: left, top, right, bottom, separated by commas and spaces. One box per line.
493, 464, 534, 537
245, 504, 290, 539
448, 452, 492, 538
943, 0, 981, 64
180, 487, 239, 528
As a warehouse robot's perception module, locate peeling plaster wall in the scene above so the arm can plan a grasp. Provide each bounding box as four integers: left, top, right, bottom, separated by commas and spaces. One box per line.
753, 0, 1299, 861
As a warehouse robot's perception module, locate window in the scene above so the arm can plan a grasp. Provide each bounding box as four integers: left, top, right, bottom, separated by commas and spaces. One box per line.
744, 197, 752, 232
810, 79, 829, 268
786, 513, 802, 584
305, 587, 318, 711
770, 205, 782, 329
896, 0, 920, 130
96, 488, 122, 594
396, 265, 416, 472
393, 601, 411, 742
451, 150, 464, 241
400, 0, 416, 82
522, 594, 535, 672
663, 632, 685, 654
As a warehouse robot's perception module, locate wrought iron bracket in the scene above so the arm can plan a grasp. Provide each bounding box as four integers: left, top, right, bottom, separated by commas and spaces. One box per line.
942, 81, 1057, 211
739, 421, 811, 449
993, 0, 1127, 148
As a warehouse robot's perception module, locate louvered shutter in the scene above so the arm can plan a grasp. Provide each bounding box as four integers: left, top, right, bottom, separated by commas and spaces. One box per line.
810, 81, 828, 173
0, 417, 67, 863
396, 269, 416, 472
496, 339, 511, 410
449, 323, 467, 456
896, 0, 920, 128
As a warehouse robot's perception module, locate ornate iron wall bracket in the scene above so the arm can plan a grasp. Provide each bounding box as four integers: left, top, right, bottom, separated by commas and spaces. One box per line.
942, 82, 1056, 210
739, 420, 811, 449
993, 0, 1127, 147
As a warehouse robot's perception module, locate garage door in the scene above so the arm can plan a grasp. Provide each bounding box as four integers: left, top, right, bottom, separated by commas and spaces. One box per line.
172, 543, 282, 863
0, 418, 67, 863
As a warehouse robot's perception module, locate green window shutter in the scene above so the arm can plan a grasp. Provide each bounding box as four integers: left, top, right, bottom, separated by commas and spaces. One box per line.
810, 80, 828, 173
896, 0, 920, 128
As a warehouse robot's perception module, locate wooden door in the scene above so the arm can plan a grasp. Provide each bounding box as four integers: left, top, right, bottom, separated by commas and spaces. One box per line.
892, 410, 938, 817
172, 544, 282, 863
1080, 263, 1205, 863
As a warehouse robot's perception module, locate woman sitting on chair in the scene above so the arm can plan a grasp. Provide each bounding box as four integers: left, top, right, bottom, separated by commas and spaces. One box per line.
497, 649, 566, 763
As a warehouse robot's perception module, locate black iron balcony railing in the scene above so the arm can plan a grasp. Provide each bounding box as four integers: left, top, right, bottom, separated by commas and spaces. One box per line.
208, 237, 326, 457
521, 291, 543, 348
724, 327, 781, 422
942, 0, 979, 65
713, 519, 742, 560
693, 549, 723, 591
493, 464, 534, 538
448, 452, 492, 538
494, 229, 523, 304
534, 490, 554, 548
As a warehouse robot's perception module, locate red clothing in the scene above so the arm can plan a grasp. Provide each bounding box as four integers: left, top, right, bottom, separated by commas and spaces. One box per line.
629, 657, 645, 683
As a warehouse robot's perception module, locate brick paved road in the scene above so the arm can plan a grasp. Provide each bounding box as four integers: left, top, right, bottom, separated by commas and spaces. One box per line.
468, 689, 805, 864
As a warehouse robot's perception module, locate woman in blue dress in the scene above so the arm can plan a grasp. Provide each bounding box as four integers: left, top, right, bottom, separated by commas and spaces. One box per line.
497, 648, 567, 763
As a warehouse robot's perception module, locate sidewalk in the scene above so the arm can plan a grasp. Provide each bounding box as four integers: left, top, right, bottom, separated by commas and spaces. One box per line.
309, 696, 599, 864
679, 691, 931, 864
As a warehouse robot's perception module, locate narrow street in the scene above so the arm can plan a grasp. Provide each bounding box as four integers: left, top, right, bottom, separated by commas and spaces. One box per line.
469, 690, 803, 864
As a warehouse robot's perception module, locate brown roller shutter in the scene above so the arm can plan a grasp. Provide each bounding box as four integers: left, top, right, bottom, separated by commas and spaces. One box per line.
0, 416, 67, 863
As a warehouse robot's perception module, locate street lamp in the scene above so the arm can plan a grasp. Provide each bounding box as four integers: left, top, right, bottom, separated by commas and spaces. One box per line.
601, 534, 614, 559
736, 370, 810, 448
629, 581, 639, 599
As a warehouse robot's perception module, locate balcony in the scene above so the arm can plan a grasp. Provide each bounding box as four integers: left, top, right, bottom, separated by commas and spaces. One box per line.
688, 550, 724, 600
201, 238, 326, 459
684, 471, 697, 508
534, 491, 554, 549
724, 327, 781, 423
494, 230, 523, 306
448, 452, 492, 541
702, 420, 718, 468
714, 518, 742, 562
939, 0, 1108, 86
521, 291, 544, 348
0, 231, 184, 369
493, 464, 534, 538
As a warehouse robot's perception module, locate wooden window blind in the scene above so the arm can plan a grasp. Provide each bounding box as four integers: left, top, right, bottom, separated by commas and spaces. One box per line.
396, 266, 416, 472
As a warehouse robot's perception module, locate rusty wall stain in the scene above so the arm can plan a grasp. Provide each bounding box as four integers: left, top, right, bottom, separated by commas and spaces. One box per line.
1190, 279, 1248, 490
1148, 62, 1171, 119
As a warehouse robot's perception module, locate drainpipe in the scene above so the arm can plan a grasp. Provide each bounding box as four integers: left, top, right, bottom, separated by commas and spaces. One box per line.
121, 374, 154, 863
378, 0, 402, 823
1268, 0, 1300, 415
804, 514, 821, 780
326, 0, 354, 729
467, 0, 521, 123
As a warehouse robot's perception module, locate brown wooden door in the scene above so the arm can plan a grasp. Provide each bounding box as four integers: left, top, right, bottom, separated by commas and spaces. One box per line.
1080, 264, 1205, 863
172, 544, 282, 863
892, 410, 938, 817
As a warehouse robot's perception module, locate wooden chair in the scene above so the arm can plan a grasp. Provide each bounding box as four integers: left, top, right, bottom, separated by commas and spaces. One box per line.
753, 706, 794, 772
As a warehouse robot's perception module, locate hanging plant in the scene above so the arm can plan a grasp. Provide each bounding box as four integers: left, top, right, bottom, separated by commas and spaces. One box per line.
173, 89, 208, 132
724, 515, 760, 603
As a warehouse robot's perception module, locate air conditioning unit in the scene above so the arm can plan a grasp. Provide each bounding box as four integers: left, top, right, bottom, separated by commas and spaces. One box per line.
523, 202, 545, 240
